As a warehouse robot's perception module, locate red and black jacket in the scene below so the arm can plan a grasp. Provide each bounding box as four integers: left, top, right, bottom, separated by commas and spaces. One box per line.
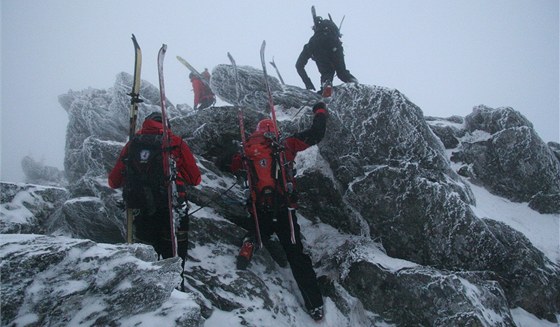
231, 107, 328, 197
108, 119, 202, 189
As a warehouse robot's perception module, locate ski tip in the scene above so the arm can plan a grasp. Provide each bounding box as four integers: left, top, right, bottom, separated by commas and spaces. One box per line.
131, 34, 140, 48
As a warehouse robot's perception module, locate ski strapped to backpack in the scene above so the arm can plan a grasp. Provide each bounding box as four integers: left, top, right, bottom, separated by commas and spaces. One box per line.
260, 40, 297, 244
125, 33, 143, 244
177, 55, 216, 109
157, 44, 179, 258
228, 52, 263, 249
311, 6, 342, 38
176, 55, 212, 90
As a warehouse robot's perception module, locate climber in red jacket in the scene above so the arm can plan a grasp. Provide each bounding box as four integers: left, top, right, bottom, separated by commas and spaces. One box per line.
190, 71, 216, 110
230, 102, 328, 321
109, 112, 201, 259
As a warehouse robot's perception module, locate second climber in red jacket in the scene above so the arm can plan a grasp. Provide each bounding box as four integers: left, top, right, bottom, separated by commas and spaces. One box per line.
230, 102, 328, 321
109, 112, 201, 259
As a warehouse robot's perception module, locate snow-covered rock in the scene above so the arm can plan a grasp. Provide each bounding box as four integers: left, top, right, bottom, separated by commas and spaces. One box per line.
0, 234, 203, 327
3, 67, 559, 326
452, 105, 560, 213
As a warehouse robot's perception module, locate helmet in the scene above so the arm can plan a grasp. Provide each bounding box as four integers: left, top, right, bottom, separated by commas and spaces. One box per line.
256, 119, 277, 134
145, 112, 162, 122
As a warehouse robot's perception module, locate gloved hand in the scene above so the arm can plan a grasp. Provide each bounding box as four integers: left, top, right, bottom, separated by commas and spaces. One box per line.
312, 102, 328, 115
174, 197, 190, 217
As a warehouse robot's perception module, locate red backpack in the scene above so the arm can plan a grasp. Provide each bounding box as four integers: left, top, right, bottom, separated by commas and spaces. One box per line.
244, 132, 279, 204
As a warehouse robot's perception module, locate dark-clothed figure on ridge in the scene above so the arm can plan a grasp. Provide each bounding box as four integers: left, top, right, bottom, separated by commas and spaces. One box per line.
296, 16, 358, 94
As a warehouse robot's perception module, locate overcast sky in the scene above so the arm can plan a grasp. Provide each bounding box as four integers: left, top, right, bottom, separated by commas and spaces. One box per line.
1, 0, 558, 183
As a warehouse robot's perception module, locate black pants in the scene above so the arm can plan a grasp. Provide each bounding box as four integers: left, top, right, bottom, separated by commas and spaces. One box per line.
248, 205, 324, 311
134, 206, 188, 260
315, 47, 357, 85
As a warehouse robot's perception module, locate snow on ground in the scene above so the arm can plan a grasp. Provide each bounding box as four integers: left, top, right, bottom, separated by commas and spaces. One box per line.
444, 144, 560, 264
468, 181, 560, 263
442, 139, 560, 326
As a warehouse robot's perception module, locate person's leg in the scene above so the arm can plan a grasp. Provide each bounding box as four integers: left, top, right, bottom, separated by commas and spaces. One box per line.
315, 61, 335, 90
332, 49, 358, 83
275, 210, 324, 312
236, 208, 273, 269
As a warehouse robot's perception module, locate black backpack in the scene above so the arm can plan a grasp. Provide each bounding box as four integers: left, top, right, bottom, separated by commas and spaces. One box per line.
315, 18, 341, 38
123, 134, 167, 211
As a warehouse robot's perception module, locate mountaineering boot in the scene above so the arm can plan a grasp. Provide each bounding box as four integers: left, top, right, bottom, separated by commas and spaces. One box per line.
236, 240, 254, 270
309, 305, 324, 321
321, 80, 332, 98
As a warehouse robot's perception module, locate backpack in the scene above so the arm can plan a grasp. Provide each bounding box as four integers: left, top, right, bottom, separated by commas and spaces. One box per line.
315, 18, 340, 38
123, 134, 167, 210
244, 133, 280, 205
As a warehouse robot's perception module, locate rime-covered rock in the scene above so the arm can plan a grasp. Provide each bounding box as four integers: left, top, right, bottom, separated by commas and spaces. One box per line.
58, 72, 181, 186
548, 141, 560, 161
0, 182, 68, 234
0, 234, 203, 327
324, 238, 516, 326
3, 69, 558, 325
465, 105, 534, 133
425, 116, 465, 149
211, 64, 320, 112
452, 106, 560, 213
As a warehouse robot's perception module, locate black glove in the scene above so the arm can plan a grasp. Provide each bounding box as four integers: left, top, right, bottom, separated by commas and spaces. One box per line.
312, 102, 328, 115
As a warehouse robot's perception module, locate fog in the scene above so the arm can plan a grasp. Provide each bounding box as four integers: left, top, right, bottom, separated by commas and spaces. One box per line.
2, 0, 558, 182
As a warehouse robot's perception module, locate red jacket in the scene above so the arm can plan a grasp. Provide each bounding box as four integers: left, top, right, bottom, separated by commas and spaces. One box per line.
230, 109, 328, 181
108, 119, 201, 189
191, 77, 215, 107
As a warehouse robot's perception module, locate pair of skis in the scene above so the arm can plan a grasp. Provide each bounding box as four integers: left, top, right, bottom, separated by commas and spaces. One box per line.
125, 34, 142, 245
229, 41, 297, 248
125, 36, 179, 258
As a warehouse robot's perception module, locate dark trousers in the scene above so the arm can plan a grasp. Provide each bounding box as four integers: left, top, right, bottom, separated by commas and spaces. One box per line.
315, 48, 357, 85
134, 206, 188, 260
249, 206, 324, 311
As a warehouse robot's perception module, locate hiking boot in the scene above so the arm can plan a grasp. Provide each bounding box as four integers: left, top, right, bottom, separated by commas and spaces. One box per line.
321, 81, 332, 98
236, 241, 254, 270
309, 306, 324, 321
322, 85, 332, 98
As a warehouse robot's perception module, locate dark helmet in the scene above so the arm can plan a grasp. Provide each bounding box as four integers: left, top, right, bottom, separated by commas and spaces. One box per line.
145, 112, 162, 123
256, 119, 277, 134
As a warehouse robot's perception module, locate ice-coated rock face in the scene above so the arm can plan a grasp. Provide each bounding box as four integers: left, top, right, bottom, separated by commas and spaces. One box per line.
57, 72, 182, 186
3, 66, 559, 325
452, 105, 560, 213
0, 234, 203, 327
